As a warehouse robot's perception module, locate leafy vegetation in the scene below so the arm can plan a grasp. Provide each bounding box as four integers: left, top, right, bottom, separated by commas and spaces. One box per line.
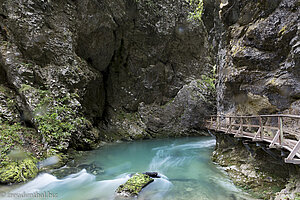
0, 123, 25, 164
199, 65, 216, 91
187, 0, 204, 21
33, 90, 85, 152
0, 123, 38, 183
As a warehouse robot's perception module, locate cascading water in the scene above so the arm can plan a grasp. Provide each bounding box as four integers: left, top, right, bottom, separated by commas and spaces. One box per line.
0, 137, 253, 200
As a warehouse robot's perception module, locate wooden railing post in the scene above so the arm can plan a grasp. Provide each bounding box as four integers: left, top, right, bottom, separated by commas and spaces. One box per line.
205, 114, 300, 165
278, 116, 283, 146
226, 117, 232, 134
240, 117, 243, 135
259, 116, 263, 140
217, 116, 220, 131
208, 116, 213, 129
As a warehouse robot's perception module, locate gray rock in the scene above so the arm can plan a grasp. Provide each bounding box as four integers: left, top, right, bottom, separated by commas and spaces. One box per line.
216, 0, 300, 115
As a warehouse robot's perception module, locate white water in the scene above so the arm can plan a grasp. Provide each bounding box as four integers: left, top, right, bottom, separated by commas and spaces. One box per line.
0, 137, 253, 200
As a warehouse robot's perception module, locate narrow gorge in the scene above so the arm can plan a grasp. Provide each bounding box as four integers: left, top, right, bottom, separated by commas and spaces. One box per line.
0, 0, 299, 199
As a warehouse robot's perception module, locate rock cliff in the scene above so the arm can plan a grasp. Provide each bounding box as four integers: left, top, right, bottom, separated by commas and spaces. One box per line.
213, 0, 300, 198
0, 0, 215, 183
217, 0, 299, 116
0, 0, 299, 198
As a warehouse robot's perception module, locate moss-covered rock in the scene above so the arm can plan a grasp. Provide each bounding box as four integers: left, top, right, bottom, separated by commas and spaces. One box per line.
0, 159, 38, 184
116, 173, 154, 197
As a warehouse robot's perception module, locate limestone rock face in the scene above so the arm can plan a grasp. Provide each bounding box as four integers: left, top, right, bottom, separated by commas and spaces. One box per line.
102, 0, 216, 138
212, 0, 300, 198
137, 80, 215, 137
0, 0, 215, 157
217, 0, 300, 116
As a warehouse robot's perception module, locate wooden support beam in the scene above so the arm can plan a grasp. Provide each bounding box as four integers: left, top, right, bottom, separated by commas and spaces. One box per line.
205, 114, 300, 165
278, 116, 284, 145
234, 124, 243, 137
286, 140, 300, 161
269, 130, 280, 148
259, 116, 264, 140
240, 117, 243, 135
253, 127, 262, 141
226, 117, 232, 134
285, 159, 300, 164
208, 117, 213, 129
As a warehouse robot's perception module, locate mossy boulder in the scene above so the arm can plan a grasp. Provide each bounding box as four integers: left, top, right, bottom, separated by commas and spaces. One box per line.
116, 173, 154, 197
0, 158, 38, 184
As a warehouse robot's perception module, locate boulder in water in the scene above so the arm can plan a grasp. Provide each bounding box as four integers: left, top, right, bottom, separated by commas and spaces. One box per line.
116, 173, 154, 197
143, 172, 160, 178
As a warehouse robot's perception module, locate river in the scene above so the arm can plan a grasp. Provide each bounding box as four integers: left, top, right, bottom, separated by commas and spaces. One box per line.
0, 137, 253, 200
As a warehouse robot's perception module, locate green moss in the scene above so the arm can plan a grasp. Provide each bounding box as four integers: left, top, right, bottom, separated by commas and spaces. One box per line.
34, 94, 85, 152
116, 173, 154, 196
0, 159, 38, 184
187, 0, 204, 21
278, 25, 287, 36
197, 65, 216, 92
19, 84, 34, 93
0, 123, 26, 163
0, 120, 41, 183
232, 44, 246, 56
23, 86, 93, 154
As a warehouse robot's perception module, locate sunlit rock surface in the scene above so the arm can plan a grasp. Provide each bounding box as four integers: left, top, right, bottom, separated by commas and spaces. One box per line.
216, 0, 300, 116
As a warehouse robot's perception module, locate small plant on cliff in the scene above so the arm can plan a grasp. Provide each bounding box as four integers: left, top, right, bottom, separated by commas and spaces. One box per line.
33, 89, 90, 154
187, 0, 204, 21
34, 95, 77, 152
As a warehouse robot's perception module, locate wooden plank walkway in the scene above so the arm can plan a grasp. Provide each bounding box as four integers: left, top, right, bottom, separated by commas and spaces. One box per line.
205, 115, 300, 164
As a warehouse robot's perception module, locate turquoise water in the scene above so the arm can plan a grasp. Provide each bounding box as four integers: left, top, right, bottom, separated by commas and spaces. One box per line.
0, 137, 253, 200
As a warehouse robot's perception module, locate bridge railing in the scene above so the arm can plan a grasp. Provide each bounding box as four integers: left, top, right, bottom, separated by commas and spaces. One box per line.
206, 114, 300, 164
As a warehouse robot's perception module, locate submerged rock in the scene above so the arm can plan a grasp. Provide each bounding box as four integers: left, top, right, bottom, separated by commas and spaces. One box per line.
50, 161, 104, 178
116, 173, 154, 197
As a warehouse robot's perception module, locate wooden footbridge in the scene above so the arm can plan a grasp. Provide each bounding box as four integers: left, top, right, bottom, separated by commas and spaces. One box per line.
205, 114, 300, 164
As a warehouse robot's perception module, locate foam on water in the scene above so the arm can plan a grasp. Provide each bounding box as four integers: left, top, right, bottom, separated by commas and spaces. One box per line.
0, 137, 253, 200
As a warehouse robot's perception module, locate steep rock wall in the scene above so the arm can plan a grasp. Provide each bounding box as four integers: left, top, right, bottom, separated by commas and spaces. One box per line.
217, 0, 300, 116
213, 0, 300, 198
0, 0, 216, 183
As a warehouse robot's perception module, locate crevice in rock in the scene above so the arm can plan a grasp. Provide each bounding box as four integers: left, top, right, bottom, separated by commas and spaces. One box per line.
0, 63, 7, 85
100, 67, 110, 125
19, 108, 35, 128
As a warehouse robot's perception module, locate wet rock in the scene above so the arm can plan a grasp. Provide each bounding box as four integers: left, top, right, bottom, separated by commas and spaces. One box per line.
116, 173, 154, 197
0, 85, 21, 124
275, 176, 300, 200
0, 0, 216, 184
77, 161, 104, 176
50, 167, 81, 179
212, 133, 294, 199
51, 160, 104, 179
143, 172, 160, 178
